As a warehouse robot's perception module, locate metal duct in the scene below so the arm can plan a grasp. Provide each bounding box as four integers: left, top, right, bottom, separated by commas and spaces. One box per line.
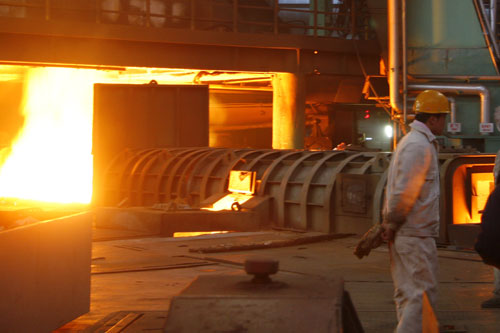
395, 97, 457, 133
408, 83, 490, 131
388, 0, 403, 114
491, 0, 497, 38
388, 0, 490, 131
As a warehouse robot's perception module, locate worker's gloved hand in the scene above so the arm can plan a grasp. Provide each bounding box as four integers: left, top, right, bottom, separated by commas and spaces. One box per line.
353, 224, 384, 259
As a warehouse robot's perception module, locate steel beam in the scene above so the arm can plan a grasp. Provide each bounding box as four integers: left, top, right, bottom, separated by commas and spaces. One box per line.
0, 18, 379, 74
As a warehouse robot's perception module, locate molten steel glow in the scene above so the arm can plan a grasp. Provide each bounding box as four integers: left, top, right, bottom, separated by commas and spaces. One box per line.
0, 67, 101, 203
452, 168, 494, 224
0, 66, 268, 204
173, 231, 231, 238
202, 193, 252, 211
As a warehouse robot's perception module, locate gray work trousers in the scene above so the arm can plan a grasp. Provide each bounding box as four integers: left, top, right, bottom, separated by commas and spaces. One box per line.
389, 235, 439, 333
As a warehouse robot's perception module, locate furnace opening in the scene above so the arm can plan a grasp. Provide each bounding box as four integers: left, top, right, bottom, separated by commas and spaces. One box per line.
0, 65, 271, 205
452, 163, 494, 224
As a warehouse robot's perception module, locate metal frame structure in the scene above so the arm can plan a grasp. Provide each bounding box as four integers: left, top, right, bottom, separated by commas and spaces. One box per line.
0, 0, 373, 39
100, 147, 496, 244
100, 147, 391, 234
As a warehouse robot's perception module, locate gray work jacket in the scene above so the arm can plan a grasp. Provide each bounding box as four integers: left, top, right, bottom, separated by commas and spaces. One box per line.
383, 120, 440, 237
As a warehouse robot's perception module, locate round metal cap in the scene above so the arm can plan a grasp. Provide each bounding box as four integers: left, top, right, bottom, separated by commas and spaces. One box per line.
244, 257, 279, 283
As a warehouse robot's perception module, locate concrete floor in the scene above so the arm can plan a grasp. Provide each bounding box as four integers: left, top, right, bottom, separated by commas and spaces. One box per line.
56, 229, 500, 332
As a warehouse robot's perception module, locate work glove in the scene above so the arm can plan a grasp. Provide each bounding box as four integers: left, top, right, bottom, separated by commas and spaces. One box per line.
353, 224, 384, 259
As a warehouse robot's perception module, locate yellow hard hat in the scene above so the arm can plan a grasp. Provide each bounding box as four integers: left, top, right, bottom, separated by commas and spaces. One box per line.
413, 90, 450, 114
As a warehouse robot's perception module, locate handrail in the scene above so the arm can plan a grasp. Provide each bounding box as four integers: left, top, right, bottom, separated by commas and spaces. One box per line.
0, 0, 375, 40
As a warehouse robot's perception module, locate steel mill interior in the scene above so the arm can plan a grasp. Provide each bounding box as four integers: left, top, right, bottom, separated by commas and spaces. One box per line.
0, 1, 500, 332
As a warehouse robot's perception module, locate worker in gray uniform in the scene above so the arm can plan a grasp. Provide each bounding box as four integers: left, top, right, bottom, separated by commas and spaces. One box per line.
381, 90, 450, 332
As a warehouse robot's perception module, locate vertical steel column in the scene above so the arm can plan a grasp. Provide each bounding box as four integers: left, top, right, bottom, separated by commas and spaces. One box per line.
402, 0, 408, 124
272, 73, 306, 149
491, 0, 497, 39
388, 0, 402, 114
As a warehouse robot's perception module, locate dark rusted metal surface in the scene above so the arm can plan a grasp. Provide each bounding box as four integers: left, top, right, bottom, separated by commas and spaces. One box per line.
92, 83, 209, 206
163, 273, 363, 333
99, 148, 390, 235
99, 148, 497, 243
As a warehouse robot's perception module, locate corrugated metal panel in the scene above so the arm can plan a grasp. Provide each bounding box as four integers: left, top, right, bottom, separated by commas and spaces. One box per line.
99, 147, 390, 235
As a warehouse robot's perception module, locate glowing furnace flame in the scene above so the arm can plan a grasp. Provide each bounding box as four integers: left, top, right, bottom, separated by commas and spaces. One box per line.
0, 66, 267, 204
0, 67, 102, 204
173, 231, 231, 238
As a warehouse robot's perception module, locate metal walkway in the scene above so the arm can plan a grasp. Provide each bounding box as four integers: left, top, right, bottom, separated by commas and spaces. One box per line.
0, 0, 379, 73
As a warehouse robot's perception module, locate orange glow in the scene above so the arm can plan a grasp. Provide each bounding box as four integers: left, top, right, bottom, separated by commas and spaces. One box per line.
0, 68, 103, 203
469, 173, 494, 223
0, 66, 269, 204
202, 193, 252, 211
452, 165, 494, 224
173, 231, 231, 238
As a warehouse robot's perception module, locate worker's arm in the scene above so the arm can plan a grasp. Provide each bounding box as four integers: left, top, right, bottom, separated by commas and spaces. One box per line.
383, 142, 432, 234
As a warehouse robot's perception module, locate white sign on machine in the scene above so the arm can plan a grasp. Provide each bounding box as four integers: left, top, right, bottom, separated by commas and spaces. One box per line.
480, 123, 494, 133
447, 123, 461, 133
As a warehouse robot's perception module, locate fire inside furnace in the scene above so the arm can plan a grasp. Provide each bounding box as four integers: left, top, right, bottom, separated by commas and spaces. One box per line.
470, 172, 494, 222
0, 65, 269, 205
0, 67, 98, 204
452, 164, 495, 225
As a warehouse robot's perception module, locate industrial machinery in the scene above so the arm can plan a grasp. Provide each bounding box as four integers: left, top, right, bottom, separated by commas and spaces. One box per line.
2, 1, 500, 330
95, 147, 494, 245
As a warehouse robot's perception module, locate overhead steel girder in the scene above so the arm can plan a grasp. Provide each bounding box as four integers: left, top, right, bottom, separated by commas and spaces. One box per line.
0, 18, 379, 74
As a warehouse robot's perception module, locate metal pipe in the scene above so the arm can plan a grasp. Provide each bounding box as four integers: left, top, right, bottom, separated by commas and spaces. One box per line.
408, 83, 490, 131
410, 74, 500, 81
449, 96, 457, 124
392, 121, 397, 150
412, 95, 457, 124
473, 0, 500, 74
395, 96, 457, 130
491, 0, 497, 38
272, 73, 306, 149
388, 0, 403, 113
390, 0, 491, 134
